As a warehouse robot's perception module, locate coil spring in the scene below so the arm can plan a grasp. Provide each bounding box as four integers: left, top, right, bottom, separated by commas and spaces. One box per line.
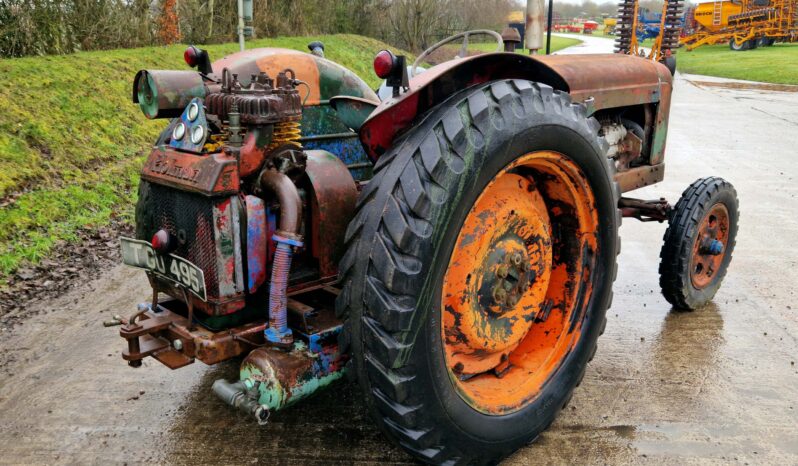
269, 120, 302, 151
203, 134, 226, 153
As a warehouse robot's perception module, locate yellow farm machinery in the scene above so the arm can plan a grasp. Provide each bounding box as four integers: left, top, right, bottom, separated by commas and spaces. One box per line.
681, 0, 798, 50
615, 0, 684, 70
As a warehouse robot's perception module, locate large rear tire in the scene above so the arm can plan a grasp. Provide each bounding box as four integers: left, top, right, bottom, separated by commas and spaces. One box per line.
336, 80, 620, 464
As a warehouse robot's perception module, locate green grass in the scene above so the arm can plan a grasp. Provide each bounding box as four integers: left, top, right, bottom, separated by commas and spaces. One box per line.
676, 43, 798, 85
0, 34, 410, 281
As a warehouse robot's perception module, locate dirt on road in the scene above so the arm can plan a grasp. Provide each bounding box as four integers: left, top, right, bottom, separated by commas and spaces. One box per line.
1, 56, 798, 464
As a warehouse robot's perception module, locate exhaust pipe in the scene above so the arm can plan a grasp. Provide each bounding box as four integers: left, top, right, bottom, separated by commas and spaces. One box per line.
258, 169, 304, 346
212, 379, 270, 424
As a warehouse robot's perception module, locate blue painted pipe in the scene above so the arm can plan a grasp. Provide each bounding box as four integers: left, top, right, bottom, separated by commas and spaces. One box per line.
264, 235, 302, 345
258, 169, 304, 346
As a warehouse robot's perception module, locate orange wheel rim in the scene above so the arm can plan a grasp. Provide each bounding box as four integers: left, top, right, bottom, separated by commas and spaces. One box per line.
690, 204, 730, 289
441, 151, 599, 415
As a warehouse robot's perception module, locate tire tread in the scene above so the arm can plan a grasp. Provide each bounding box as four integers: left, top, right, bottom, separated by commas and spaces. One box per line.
336, 80, 621, 464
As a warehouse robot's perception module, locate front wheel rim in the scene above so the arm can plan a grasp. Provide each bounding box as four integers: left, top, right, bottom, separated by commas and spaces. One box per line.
441, 151, 600, 415
690, 203, 730, 289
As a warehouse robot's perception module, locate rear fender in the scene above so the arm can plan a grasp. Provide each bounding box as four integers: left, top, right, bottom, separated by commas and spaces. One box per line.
359, 52, 673, 165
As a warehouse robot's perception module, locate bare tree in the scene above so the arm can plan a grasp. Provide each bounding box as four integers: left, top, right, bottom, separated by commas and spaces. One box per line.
388, 0, 449, 51
0, 0, 517, 58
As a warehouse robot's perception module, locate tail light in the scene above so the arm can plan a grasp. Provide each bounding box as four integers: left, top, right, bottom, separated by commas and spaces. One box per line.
182, 46, 213, 75
152, 229, 175, 254
184, 46, 201, 68
373, 50, 398, 79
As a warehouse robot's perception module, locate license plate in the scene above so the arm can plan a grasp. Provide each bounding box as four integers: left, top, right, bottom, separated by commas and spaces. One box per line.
120, 237, 207, 301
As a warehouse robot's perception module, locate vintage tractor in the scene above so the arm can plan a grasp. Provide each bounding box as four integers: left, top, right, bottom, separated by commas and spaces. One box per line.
115, 32, 738, 464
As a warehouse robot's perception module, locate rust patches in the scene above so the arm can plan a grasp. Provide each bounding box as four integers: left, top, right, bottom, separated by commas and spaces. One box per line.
239, 130, 268, 178
257, 53, 321, 104
535, 54, 670, 110
615, 163, 666, 192
619, 197, 672, 222
211, 48, 377, 107
304, 150, 358, 278
120, 298, 266, 368
361, 52, 671, 162
142, 147, 240, 196
440, 151, 599, 415
690, 203, 730, 289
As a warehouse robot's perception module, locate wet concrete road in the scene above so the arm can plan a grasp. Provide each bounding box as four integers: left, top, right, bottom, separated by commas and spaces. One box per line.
2, 48, 798, 464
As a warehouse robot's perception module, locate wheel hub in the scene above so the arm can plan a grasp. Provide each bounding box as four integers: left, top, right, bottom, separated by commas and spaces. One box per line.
443, 173, 552, 376
481, 242, 532, 315
691, 204, 730, 289
440, 151, 600, 415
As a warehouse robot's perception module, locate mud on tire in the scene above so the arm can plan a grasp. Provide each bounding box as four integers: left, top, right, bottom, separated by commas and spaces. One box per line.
336, 80, 621, 464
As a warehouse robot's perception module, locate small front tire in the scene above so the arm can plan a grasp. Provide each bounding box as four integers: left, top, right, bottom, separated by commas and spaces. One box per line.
659, 177, 739, 310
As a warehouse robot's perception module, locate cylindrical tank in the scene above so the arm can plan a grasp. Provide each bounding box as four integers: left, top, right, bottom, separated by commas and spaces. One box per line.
132, 70, 211, 119
692, 0, 743, 32
239, 343, 346, 412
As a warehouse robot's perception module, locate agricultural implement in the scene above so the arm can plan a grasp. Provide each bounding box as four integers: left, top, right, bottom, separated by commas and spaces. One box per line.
615, 0, 685, 68
680, 0, 798, 50
112, 30, 738, 464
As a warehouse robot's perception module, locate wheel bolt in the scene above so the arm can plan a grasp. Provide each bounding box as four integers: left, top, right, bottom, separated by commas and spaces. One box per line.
512, 253, 523, 266
493, 287, 507, 304
497, 265, 509, 279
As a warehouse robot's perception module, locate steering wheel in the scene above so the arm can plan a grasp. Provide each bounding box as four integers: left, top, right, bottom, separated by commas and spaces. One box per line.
412, 29, 504, 77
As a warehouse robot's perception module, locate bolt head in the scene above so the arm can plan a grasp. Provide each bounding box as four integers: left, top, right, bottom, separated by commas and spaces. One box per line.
493, 287, 507, 303
497, 265, 509, 278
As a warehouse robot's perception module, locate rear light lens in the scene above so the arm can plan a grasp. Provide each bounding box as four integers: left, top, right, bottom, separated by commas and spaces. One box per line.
151, 229, 173, 253
373, 50, 397, 79
184, 46, 201, 68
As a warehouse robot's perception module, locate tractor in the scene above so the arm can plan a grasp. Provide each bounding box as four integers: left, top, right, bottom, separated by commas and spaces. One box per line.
115, 30, 738, 464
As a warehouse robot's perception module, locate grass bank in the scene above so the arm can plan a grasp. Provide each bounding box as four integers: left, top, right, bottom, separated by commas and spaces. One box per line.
0, 34, 409, 281
676, 43, 798, 85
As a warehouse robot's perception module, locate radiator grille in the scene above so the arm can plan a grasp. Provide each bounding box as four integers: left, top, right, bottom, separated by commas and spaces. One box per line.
135, 181, 220, 299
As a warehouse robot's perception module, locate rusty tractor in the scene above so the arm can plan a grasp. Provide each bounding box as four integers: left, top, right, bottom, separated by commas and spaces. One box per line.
115, 32, 738, 464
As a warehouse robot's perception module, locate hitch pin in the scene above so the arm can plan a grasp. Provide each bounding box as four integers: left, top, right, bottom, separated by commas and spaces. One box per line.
103, 314, 127, 327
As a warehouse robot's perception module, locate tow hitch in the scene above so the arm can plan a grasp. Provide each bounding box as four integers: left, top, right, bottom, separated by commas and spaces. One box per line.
115, 285, 347, 418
